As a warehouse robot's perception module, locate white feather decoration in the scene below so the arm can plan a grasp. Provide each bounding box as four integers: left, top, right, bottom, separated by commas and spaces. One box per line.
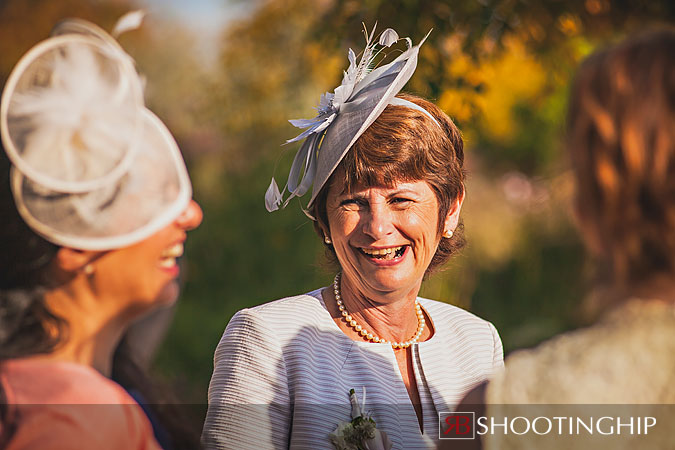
111, 10, 146, 37
9, 40, 138, 185
265, 178, 282, 212
378, 28, 399, 47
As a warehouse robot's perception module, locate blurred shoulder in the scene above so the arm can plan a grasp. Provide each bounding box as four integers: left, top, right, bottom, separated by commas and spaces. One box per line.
2, 359, 160, 450
2, 358, 136, 404
487, 299, 675, 404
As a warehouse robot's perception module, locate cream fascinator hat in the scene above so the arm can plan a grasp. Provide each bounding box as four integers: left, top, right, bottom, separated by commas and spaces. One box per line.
1, 12, 192, 250
265, 25, 436, 213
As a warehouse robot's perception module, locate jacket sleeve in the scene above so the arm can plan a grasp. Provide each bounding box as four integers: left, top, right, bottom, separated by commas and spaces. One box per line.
202, 309, 292, 450
489, 321, 505, 372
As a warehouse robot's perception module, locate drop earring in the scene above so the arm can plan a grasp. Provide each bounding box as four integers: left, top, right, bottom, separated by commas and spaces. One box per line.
324, 236, 332, 245
83, 264, 95, 276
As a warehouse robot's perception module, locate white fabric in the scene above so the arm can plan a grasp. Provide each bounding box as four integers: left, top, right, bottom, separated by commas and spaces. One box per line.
0, 19, 191, 250
388, 97, 440, 128
484, 299, 675, 450
203, 288, 503, 450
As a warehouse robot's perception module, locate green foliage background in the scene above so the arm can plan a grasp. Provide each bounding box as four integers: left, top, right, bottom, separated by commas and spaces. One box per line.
1, 0, 672, 406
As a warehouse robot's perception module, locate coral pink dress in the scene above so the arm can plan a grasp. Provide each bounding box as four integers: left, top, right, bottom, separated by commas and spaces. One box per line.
0, 358, 161, 449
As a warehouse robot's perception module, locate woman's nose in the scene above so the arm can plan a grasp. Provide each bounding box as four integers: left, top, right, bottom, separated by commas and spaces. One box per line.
175, 199, 203, 231
362, 204, 394, 239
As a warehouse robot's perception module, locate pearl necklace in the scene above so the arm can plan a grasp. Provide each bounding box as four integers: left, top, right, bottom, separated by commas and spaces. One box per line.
333, 273, 425, 348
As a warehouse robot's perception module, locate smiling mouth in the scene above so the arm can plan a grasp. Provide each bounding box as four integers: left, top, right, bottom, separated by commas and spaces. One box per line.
159, 242, 184, 269
360, 245, 407, 260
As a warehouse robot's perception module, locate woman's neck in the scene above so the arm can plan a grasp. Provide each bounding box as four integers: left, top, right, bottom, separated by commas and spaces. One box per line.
42, 279, 131, 377
337, 274, 423, 344
627, 274, 675, 302
583, 273, 675, 322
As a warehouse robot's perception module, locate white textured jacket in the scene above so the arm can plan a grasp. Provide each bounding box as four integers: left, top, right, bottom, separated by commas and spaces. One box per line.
203, 289, 503, 450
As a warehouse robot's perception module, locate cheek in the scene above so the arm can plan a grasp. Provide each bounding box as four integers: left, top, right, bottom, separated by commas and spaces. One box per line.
98, 248, 164, 295
406, 209, 440, 242
328, 210, 360, 240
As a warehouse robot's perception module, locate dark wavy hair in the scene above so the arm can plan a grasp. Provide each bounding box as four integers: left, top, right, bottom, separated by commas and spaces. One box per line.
311, 93, 466, 274
0, 145, 65, 445
0, 150, 65, 361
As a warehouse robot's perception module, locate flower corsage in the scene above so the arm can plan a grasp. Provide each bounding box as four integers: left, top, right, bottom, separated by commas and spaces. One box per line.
329, 388, 392, 450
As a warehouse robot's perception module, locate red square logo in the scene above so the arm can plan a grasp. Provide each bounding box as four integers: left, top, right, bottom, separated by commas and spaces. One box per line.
439, 411, 476, 440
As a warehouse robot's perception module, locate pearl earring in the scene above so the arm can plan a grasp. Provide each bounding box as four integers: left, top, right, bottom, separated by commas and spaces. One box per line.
443, 229, 454, 239
83, 264, 95, 275
324, 236, 332, 245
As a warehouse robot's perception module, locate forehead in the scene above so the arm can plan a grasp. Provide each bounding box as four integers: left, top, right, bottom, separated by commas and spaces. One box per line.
328, 175, 434, 198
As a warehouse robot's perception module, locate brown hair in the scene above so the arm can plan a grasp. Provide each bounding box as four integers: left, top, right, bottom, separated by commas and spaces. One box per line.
311, 93, 466, 273
567, 29, 675, 288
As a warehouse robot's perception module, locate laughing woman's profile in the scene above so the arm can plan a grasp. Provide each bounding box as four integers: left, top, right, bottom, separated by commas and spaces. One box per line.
0, 16, 202, 450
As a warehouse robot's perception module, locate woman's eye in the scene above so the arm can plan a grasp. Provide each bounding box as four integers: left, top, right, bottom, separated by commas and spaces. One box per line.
391, 197, 412, 205
340, 198, 364, 208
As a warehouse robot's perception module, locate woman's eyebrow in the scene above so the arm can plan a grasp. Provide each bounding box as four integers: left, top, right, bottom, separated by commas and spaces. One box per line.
387, 188, 419, 197
338, 192, 367, 201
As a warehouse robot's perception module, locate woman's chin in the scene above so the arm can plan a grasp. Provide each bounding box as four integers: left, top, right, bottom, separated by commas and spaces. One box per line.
156, 280, 180, 306
358, 268, 418, 296
124, 280, 180, 321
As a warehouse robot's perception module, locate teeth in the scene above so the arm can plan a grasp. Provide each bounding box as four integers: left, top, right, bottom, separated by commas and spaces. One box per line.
159, 243, 183, 269
161, 242, 184, 259
158, 257, 176, 269
362, 246, 403, 258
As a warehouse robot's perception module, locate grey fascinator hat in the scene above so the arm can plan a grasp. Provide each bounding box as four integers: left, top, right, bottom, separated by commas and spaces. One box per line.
0, 12, 192, 250
265, 25, 436, 213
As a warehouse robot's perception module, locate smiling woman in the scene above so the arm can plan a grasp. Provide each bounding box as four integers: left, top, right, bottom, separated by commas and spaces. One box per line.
204, 25, 503, 450
314, 92, 466, 284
